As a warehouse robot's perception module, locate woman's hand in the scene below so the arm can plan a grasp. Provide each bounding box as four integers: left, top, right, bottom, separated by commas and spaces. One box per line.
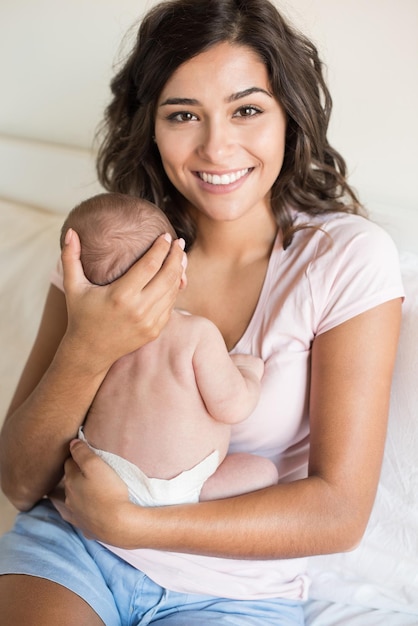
61, 228, 186, 374
0, 228, 185, 511
58, 439, 134, 544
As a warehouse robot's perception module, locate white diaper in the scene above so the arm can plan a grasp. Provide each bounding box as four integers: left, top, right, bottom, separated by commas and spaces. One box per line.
78, 427, 219, 506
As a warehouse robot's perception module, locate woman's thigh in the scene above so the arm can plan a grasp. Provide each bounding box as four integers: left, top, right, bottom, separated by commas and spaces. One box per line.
0, 501, 122, 625
0, 501, 304, 626
146, 592, 305, 626
152, 608, 304, 625
0, 575, 105, 626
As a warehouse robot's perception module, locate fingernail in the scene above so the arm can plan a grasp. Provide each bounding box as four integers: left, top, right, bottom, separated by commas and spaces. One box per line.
177, 238, 186, 250
181, 253, 187, 269
64, 228, 73, 245
163, 233, 172, 243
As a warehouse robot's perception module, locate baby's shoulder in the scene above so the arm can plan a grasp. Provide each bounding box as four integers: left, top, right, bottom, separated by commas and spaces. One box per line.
172, 309, 222, 336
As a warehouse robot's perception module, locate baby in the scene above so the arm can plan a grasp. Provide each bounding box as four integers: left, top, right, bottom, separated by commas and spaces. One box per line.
61, 192, 278, 505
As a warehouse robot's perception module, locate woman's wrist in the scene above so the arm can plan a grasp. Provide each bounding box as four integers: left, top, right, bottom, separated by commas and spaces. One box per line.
57, 329, 114, 380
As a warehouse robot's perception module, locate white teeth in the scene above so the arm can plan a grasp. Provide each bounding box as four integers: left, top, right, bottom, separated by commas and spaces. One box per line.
200, 169, 249, 185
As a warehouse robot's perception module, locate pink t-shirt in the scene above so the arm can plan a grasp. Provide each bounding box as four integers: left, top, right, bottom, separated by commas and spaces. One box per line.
51, 211, 404, 600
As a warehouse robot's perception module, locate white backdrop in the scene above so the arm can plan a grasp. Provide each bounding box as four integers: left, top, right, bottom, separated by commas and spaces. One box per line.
1, 0, 417, 218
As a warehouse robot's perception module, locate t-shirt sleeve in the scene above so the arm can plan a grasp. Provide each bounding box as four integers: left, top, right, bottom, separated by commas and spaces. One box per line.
308, 216, 405, 336
50, 257, 64, 292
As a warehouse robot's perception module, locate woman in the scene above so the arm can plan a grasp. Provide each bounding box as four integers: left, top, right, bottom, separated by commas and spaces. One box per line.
0, 1, 403, 624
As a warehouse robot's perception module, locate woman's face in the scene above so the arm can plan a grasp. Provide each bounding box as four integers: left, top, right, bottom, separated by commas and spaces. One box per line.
154, 42, 287, 225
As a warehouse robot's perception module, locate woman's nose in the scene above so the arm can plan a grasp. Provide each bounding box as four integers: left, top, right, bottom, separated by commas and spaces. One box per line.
197, 119, 234, 162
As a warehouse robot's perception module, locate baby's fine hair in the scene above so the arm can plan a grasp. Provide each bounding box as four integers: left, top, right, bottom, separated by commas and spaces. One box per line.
61, 192, 176, 285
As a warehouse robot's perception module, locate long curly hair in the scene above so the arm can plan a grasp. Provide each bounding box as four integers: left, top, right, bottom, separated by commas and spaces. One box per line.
96, 0, 363, 249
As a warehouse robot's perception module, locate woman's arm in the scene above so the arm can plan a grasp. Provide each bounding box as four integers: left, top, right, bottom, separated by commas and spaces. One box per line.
61, 298, 402, 558
0, 230, 185, 511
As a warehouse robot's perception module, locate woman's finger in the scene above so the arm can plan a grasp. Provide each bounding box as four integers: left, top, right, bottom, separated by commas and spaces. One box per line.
115, 233, 181, 293
139, 237, 187, 308
66, 439, 97, 476
61, 228, 91, 291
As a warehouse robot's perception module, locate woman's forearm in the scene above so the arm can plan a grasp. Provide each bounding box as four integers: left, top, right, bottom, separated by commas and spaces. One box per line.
62, 441, 366, 559
0, 337, 108, 510
94, 477, 364, 559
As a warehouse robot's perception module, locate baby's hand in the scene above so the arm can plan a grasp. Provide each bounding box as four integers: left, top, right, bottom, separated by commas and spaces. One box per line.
230, 354, 264, 380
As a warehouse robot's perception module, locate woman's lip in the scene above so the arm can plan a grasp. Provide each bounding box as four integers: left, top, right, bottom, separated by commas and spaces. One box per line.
196, 168, 252, 186
193, 168, 253, 194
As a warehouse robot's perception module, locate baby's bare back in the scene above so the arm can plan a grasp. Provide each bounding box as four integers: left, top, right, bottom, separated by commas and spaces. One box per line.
83, 311, 232, 479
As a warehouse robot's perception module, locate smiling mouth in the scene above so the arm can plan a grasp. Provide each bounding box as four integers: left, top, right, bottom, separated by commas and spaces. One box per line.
198, 168, 250, 185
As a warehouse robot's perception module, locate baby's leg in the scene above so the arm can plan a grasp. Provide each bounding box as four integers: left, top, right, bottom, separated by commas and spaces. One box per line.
199, 453, 279, 501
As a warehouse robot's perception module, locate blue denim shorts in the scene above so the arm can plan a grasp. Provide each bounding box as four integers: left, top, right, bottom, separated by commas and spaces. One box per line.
0, 500, 304, 625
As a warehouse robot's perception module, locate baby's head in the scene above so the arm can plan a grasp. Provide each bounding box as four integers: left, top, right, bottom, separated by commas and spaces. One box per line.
61, 192, 178, 286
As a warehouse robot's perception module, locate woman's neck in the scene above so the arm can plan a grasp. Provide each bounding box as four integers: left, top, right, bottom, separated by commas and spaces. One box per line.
189, 209, 278, 266
177, 208, 279, 350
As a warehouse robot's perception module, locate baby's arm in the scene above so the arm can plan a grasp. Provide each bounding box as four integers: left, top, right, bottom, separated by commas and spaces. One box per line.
192, 320, 264, 424
229, 353, 264, 379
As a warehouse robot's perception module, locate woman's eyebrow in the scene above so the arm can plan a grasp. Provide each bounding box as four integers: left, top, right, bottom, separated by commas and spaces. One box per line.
159, 88, 272, 107
159, 97, 199, 106
228, 87, 273, 102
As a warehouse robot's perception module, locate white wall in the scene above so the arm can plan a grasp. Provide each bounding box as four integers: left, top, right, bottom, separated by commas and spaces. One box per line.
0, 0, 417, 218
281, 0, 418, 215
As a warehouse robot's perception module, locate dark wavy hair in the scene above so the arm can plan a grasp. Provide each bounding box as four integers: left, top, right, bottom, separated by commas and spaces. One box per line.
96, 0, 363, 249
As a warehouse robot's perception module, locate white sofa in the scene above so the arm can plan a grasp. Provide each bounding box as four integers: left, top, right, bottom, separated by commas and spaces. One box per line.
1, 1, 417, 623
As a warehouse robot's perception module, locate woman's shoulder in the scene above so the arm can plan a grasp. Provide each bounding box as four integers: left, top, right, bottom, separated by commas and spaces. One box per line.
318, 210, 390, 238
292, 210, 399, 261
294, 212, 404, 334
295, 209, 387, 237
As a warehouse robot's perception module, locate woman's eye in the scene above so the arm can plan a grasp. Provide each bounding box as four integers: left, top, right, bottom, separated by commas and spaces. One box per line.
234, 105, 263, 118
167, 111, 198, 123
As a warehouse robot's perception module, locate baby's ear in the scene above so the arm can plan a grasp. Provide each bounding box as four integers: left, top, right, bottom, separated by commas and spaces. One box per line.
179, 247, 187, 290
179, 268, 188, 290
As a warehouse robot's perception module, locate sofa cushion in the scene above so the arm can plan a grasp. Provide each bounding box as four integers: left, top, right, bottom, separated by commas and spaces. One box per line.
0, 198, 63, 418
0, 136, 102, 215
